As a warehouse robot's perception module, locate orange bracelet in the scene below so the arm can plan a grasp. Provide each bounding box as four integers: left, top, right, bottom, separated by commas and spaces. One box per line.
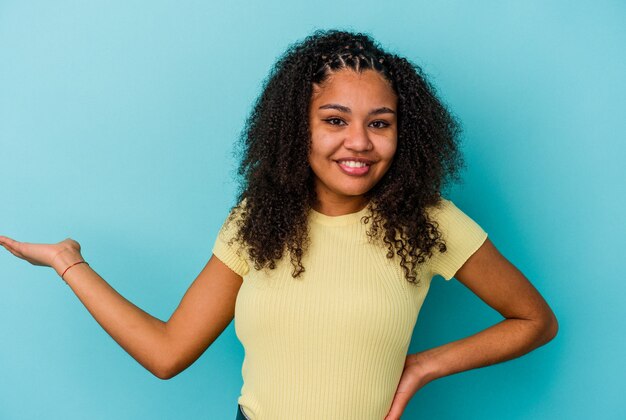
61, 261, 89, 280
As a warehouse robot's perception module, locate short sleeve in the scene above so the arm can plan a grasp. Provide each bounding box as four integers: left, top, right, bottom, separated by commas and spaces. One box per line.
427, 198, 488, 281
211, 207, 250, 277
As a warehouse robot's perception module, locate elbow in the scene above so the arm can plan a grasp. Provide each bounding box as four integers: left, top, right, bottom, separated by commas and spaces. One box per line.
539, 311, 559, 344
151, 358, 182, 380
548, 314, 559, 340
153, 365, 180, 380
153, 367, 176, 380
150, 339, 195, 380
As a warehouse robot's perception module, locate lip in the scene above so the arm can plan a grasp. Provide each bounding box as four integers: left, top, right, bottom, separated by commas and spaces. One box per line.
335, 157, 373, 176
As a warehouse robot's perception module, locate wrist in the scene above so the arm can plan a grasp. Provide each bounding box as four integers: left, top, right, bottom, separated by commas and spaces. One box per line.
52, 247, 85, 277
410, 350, 442, 385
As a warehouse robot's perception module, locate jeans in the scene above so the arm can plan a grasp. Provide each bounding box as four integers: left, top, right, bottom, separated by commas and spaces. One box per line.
235, 403, 251, 420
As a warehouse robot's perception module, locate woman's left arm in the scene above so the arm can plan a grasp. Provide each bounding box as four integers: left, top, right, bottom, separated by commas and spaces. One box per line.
385, 238, 558, 420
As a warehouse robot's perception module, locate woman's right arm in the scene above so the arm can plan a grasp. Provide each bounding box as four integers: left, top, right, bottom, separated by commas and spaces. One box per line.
0, 236, 243, 380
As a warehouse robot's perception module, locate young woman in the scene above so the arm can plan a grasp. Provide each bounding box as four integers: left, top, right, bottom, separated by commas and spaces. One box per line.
0, 30, 558, 420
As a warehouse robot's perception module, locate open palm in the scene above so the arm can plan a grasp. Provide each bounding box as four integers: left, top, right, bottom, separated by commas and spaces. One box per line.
0, 236, 81, 272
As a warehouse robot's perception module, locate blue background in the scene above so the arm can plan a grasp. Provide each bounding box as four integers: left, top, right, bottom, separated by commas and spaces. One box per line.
1, 1, 624, 419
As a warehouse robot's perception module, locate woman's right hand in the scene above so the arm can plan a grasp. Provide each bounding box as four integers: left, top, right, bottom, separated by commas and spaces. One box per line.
0, 236, 83, 277
1, 233, 243, 379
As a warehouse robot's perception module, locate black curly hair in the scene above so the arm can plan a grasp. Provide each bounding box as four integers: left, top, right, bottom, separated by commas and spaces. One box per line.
229, 29, 465, 284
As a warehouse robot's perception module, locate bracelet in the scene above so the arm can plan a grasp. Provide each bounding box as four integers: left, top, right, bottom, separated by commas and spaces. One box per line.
61, 261, 89, 280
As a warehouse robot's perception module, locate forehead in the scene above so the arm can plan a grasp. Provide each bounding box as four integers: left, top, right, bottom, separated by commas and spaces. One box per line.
310, 69, 396, 105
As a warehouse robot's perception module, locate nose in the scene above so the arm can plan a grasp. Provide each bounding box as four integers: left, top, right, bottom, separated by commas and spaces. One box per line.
343, 122, 373, 152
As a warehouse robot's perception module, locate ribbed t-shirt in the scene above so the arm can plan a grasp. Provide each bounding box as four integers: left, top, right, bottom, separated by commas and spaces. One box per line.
212, 198, 488, 420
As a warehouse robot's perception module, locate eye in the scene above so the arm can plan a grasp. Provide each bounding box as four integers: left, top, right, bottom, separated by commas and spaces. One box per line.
370, 120, 390, 129
323, 117, 346, 126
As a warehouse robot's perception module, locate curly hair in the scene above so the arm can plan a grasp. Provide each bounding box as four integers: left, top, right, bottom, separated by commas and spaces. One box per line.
229, 29, 465, 284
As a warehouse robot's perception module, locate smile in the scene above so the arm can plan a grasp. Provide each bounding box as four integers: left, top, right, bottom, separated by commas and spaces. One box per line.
336, 159, 371, 176
340, 160, 368, 168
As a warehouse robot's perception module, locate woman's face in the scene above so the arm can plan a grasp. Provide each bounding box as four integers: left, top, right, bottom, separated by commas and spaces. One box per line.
308, 68, 398, 213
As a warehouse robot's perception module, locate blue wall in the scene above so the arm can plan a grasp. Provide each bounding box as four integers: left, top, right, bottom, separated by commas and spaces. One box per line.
1, 1, 624, 419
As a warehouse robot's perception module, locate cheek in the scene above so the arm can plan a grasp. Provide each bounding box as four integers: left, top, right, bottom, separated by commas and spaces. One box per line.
309, 133, 335, 160
381, 140, 398, 162
307, 139, 327, 170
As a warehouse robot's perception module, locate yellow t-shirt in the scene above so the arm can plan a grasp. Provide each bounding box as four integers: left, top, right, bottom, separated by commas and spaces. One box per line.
212, 198, 488, 420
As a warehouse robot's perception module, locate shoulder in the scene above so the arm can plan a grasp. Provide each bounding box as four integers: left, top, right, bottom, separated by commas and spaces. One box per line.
426, 197, 489, 281
212, 200, 250, 277
216, 199, 248, 240
425, 197, 458, 219
426, 197, 482, 235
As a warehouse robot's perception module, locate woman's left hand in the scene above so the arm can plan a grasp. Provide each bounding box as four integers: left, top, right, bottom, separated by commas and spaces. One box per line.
384, 352, 434, 420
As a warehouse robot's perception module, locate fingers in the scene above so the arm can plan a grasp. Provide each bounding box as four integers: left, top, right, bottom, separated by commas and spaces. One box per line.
2, 244, 22, 258
384, 391, 410, 420
0, 236, 36, 262
0, 236, 23, 257
0, 235, 16, 246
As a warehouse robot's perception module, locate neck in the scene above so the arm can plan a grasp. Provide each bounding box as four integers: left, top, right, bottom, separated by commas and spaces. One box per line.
312, 196, 369, 216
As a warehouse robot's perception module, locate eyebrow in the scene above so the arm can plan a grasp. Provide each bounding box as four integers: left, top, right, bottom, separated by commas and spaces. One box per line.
318, 103, 396, 116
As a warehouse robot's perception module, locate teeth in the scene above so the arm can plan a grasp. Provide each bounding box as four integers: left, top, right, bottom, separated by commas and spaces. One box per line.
340, 160, 368, 168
